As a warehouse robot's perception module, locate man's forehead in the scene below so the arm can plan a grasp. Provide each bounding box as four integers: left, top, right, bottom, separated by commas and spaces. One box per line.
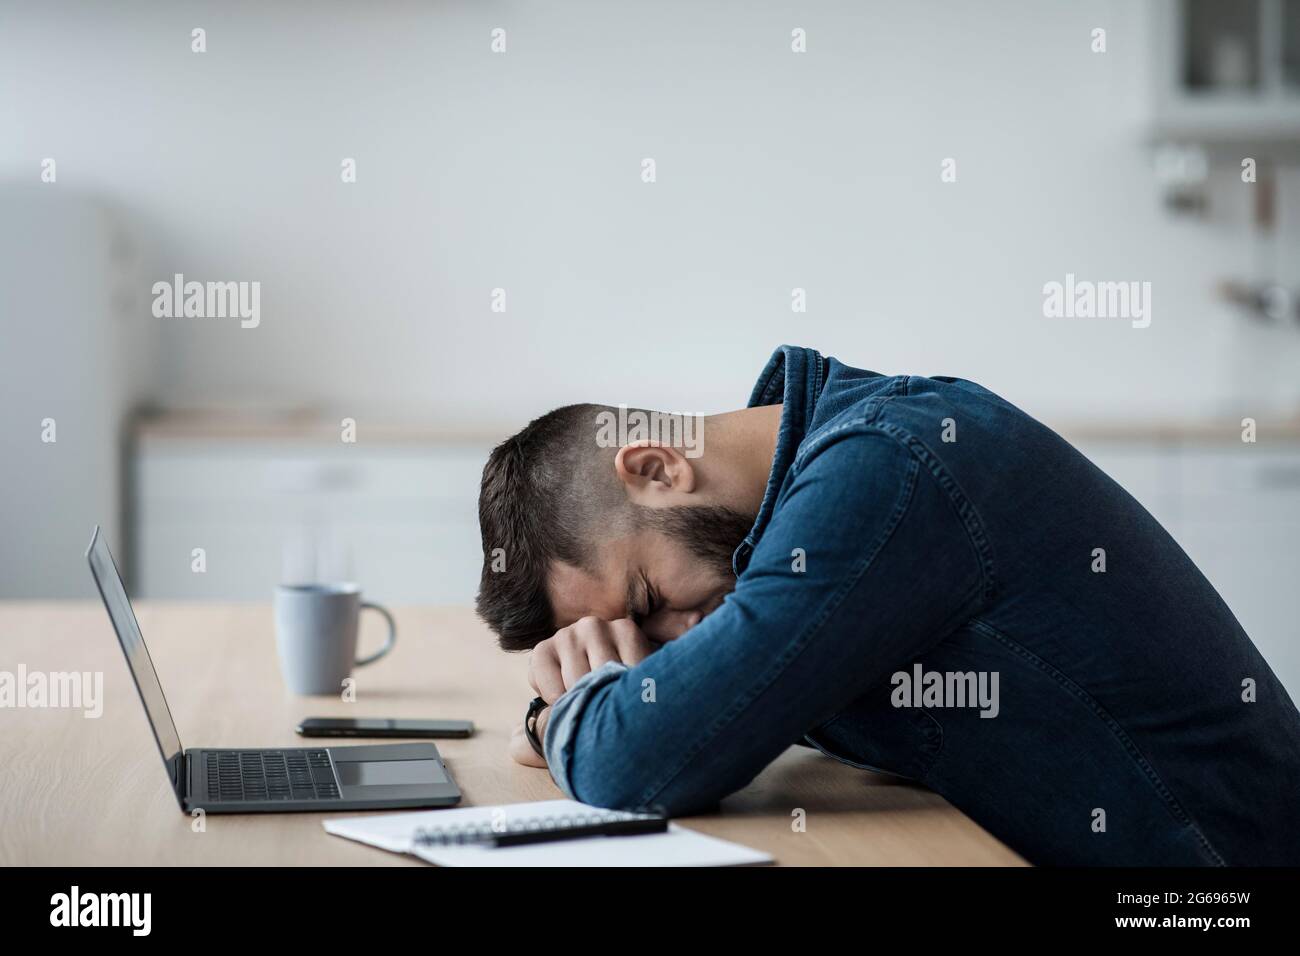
548, 555, 630, 627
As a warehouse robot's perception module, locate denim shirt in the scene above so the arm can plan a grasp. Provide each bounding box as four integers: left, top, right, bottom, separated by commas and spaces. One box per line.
545, 345, 1300, 865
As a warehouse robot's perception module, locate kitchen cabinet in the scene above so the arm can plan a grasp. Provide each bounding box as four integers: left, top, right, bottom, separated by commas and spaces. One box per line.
132, 425, 493, 607
131, 423, 1300, 698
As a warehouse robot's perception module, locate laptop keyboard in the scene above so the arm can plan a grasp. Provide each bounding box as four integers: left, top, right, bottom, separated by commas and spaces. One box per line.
204, 749, 341, 802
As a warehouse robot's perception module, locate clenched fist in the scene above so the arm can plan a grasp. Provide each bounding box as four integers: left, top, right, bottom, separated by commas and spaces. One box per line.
529, 616, 659, 704
509, 617, 659, 768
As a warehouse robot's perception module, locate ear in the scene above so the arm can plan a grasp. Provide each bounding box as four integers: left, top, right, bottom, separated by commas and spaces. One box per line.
614, 442, 696, 504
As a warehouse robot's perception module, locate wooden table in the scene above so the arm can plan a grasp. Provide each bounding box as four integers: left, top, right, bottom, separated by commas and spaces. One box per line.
0, 602, 1024, 866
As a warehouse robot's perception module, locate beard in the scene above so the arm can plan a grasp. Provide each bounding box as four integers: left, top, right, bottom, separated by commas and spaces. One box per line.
635, 504, 756, 583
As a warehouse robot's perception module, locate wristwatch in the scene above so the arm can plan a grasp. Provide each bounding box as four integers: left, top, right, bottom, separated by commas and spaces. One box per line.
524, 696, 548, 758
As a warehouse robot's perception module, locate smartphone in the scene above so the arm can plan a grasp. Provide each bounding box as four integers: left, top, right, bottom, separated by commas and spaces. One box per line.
296, 717, 475, 739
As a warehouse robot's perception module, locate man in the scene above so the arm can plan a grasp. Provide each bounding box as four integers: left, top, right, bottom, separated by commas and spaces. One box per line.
476, 344, 1300, 865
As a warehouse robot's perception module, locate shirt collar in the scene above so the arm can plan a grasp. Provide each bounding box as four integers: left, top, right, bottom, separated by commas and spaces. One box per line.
732, 345, 826, 574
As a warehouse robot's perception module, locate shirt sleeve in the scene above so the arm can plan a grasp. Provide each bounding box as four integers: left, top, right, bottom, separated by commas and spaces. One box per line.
543, 660, 628, 800
543, 425, 992, 815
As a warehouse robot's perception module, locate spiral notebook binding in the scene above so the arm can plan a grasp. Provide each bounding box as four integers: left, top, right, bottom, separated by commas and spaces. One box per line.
412, 809, 660, 846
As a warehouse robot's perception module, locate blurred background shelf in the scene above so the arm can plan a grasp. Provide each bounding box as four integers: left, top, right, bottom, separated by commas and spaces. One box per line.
1152, 0, 1300, 148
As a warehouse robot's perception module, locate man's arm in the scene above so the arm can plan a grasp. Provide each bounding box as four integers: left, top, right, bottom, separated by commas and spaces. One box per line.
543, 426, 992, 815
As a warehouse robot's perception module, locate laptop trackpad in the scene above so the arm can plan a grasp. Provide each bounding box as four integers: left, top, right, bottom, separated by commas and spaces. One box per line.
337, 759, 447, 787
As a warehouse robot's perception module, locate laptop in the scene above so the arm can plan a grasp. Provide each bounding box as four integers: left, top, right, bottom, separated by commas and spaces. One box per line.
86, 526, 462, 813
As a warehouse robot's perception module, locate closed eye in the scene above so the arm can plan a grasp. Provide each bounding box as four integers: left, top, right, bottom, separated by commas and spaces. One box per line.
646, 583, 662, 618
633, 572, 660, 623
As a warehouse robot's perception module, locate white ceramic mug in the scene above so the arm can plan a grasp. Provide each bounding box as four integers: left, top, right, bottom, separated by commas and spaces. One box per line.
274, 583, 396, 695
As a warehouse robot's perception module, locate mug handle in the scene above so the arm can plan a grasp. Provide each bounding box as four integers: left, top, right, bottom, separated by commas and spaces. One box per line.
355, 602, 397, 666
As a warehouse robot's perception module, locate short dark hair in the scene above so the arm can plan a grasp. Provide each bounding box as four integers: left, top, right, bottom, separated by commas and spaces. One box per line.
476, 404, 626, 651
476, 404, 750, 652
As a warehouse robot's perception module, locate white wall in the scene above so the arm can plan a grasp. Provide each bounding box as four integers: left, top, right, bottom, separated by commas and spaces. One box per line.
3, 0, 1298, 429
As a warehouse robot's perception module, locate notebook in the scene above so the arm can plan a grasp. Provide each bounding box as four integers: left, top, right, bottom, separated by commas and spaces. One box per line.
323, 799, 774, 867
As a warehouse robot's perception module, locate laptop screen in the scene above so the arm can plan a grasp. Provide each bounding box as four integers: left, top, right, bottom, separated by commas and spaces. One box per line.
86, 527, 185, 797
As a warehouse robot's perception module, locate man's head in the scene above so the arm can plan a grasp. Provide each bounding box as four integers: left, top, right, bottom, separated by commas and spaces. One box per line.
476, 404, 756, 651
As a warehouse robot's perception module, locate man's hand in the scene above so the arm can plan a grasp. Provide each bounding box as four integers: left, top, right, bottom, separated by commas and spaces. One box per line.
509, 714, 549, 768
528, 617, 658, 704
508, 618, 657, 769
